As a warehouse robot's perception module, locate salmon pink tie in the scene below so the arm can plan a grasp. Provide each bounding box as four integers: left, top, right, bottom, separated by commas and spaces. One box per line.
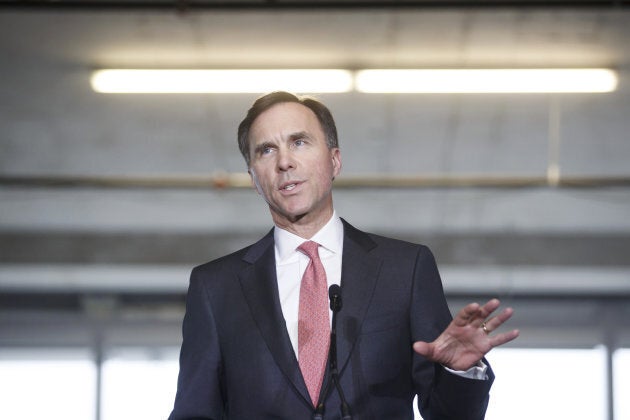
297, 241, 330, 406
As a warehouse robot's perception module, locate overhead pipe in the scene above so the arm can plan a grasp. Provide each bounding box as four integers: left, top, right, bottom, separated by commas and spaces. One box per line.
1, 173, 629, 190
1, 0, 628, 10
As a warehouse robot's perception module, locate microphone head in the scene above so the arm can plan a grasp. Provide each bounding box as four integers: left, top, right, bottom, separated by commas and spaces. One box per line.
328, 284, 342, 312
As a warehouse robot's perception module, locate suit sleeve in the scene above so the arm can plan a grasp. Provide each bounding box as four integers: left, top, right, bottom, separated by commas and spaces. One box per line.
169, 268, 225, 420
410, 246, 494, 420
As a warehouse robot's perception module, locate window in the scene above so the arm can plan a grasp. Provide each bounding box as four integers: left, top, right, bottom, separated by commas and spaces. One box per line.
0, 348, 96, 420
485, 347, 607, 420
101, 348, 179, 420
414, 347, 607, 420
614, 348, 630, 420
0, 343, 620, 420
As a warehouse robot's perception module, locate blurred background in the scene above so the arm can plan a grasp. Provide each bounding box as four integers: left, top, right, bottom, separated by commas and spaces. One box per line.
1, 1, 629, 419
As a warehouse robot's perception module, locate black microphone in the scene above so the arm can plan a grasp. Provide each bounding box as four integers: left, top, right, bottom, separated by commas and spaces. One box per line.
329, 283, 342, 312
312, 285, 352, 420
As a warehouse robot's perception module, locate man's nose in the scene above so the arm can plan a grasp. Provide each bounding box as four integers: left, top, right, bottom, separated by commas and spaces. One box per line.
276, 149, 295, 171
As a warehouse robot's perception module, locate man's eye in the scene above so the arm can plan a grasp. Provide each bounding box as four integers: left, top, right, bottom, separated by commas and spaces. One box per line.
294, 139, 305, 147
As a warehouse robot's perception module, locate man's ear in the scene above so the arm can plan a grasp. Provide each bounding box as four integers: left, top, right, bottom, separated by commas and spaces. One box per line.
331, 148, 342, 180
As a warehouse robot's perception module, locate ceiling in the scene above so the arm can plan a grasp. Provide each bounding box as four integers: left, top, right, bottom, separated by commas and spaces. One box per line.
0, 4, 629, 311
3, 3, 630, 68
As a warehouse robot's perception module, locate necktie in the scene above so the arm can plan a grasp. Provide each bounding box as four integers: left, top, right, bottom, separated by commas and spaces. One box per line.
297, 241, 330, 406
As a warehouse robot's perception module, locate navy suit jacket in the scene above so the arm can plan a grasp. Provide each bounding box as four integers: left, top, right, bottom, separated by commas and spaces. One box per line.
169, 219, 494, 419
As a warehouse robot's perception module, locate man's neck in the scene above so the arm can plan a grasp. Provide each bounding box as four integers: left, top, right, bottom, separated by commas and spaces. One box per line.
271, 208, 334, 239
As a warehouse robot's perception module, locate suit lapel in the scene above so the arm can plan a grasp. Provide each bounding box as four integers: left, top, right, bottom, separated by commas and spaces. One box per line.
237, 221, 381, 406
336, 219, 382, 374
238, 230, 312, 406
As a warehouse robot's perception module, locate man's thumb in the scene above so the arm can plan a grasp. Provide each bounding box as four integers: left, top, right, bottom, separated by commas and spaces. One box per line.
412, 341, 431, 357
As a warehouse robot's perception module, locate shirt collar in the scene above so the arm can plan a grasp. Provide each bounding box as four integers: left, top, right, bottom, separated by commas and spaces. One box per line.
274, 211, 344, 263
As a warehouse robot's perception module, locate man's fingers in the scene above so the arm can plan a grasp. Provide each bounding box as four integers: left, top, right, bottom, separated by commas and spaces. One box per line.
453, 302, 481, 326
454, 299, 514, 330
489, 329, 520, 348
482, 298, 502, 312
481, 306, 514, 333
455, 298, 500, 328
477, 298, 501, 319
471, 298, 504, 328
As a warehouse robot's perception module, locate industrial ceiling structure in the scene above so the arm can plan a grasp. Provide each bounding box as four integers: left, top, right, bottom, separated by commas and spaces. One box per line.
1, 2, 629, 359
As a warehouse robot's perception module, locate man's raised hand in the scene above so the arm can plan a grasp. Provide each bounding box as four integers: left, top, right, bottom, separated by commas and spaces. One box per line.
413, 299, 519, 371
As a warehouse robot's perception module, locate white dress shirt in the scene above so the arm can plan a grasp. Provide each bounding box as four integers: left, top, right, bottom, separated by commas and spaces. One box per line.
274, 211, 344, 357
273, 211, 487, 380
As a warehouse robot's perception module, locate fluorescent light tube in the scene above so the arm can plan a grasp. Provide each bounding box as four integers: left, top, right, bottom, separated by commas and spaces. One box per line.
91, 69, 354, 93
355, 69, 618, 93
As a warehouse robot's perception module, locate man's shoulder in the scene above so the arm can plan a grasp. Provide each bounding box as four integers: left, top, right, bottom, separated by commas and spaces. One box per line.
191, 228, 274, 275
366, 231, 432, 258
193, 245, 248, 272
341, 218, 432, 258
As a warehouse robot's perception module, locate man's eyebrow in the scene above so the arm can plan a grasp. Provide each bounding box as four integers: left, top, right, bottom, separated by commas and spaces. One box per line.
288, 131, 311, 141
252, 132, 312, 155
253, 141, 275, 154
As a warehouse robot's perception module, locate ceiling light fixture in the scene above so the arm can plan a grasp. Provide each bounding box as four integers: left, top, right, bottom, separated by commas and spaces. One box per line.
91, 68, 618, 94
355, 69, 618, 93
91, 69, 354, 94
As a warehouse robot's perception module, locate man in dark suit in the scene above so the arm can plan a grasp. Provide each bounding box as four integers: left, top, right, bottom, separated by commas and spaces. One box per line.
169, 92, 519, 420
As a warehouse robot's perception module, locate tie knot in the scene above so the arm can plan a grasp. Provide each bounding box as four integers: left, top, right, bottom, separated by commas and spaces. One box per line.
298, 241, 320, 260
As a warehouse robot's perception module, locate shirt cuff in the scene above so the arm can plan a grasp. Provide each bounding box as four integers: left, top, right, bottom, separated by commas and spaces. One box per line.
443, 360, 488, 380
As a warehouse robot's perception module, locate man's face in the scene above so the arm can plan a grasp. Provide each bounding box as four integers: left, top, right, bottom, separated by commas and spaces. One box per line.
248, 102, 341, 230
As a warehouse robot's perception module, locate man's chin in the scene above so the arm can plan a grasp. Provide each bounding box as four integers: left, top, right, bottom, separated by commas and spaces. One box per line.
269, 206, 310, 223
283, 211, 308, 224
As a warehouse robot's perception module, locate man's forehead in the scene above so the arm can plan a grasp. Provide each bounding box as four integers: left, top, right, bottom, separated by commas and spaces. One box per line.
249, 102, 322, 142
